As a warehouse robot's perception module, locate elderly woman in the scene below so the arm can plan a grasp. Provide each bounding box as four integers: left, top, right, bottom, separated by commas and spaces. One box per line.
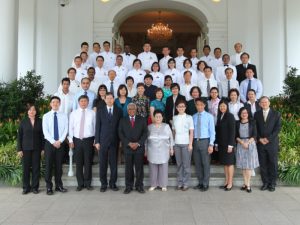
146, 110, 174, 191
17, 104, 44, 194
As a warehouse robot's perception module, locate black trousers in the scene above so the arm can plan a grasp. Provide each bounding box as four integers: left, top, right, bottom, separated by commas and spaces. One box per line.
99, 144, 118, 187
45, 141, 64, 189
74, 137, 94, 187
124, 152, 144, 188
22, 150, 41, 191
257, 144, 278, 186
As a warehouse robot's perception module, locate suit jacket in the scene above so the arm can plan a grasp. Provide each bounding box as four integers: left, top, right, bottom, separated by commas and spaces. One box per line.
244, 101, 261, 118
165, 94, 186, 123
254, 109, 281, 150
118, 115, 148, 154
17, 117, 45, 151
235, 119, 257, 140
144, 84, 158, 102
186, 98, 208, 116
215, 112, 236, 147
236, 63, 257, 84
95, 106, 122, 148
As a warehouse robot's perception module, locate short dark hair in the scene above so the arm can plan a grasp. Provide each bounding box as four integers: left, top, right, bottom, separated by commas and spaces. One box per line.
203, 45, 211, 51
176, 99, 187, 107
61, 77, 70, 85
78, 95, 89, 102
190, 86, 202, 97
26, 103, 39, 117
171, 83, 180, 91
116, 55, 123, 60
225, 67, 234, 73
164, 75, 172, 81
222, 54, 230, 60
184, 70, 192, 77
228, 88, 240, 98
190, 48, 197, 52
194, 98, 206, 105
196, 60, 208, 70
155, 88, 164, 100
81, 42, 89, 48
50, 96, 61, 103
74, 56, 82, 61
133, 58, 142, 67
177, 47, 184, 50
87, 67, 95, 73
238, 107, 249, 120
183, 58, 192, 68
247, 89, 256, 95
214, 47, 222, 53
210, 87, 219, 93
103, 41, 110, 46
204, 66, 212, 71
105, 92, 114, 98
153, 109, 164, 117
80, 51, 88, 57
151, 62, 160, 72
241, 52, 250, 59
217, 99, 230, 118
117, 84, 128, 97
246, 67, 255, 73
67, 67, 76, 74
93, 42, 100, 47
126, 76, 134, 83
96, 55, 104, 61
144, 74, 153, 80
136, 82, 145, 89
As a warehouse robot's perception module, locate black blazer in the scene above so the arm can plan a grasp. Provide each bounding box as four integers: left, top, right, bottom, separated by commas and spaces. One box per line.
215, 112, 236, 147
244, 101, 262, 118
17, 117, 45, 151
254, 109, 281, 150
144, 84, 158, 102
118, 115, 148, 154
235, 119, 257, 140
95, 106, 122, 148
165, 94, 186, 123
186, 98, 208, 116
236, 63, 257, 84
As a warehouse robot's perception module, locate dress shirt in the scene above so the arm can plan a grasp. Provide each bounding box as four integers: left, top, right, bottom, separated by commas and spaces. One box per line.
88, 51, 101, 68
95, 66, 109, 84
73, 89, 96, 110
127, 86, 137, 98
263, 108, 270, 122
159, 55, 172, 73
121, 53, 136, 70
229, 101, 244, 120
193, 111, 215, 145
175, 56, 187, 71
164, 68, 181, 83
247, 100, 257, 116
75, 67, 87, 82
113, 65, 128, 84
89, 79, 101, 94
199, 55, 214, 67
57, 79, 81, 95
240, 78, 263, 103
210, 57, 223, 75
104, 79, 120, 97
81, 61, 92, 71
180, 68, 198, 85
68, 108, 96, 142
180, 83, 193, 101
127, 69, 146, 87
190, 57, 199, 71
106, 105, 114, 115
150, 72, 164, 87
218, 79, 240, 98
196, 71, 206, 83
99, 51, 116, 70
42, 110, 68, 144
198, 77, 218, 98
137, 51, 158, 71
54, 90, 74, 117
172, 113, 194, 145
215, 64, 237, 82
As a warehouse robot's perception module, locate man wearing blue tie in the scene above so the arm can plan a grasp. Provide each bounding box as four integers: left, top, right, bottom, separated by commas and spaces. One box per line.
240, 68, 263, 103
73, 77, 96, 110
42, 96, 68, 195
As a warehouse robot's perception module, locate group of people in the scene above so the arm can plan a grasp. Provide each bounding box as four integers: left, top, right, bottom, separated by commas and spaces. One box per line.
16, 41, 281, 195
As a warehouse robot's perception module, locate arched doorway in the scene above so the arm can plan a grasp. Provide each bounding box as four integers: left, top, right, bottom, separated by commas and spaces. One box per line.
119, 11, 202, 58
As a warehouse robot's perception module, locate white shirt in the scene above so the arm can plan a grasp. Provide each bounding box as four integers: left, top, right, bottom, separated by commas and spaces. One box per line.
99, 51, 116, 70
121, 53, 136, 70
215, 64, 237, 82
127, 69, 146, 87
68, 108, 96, 142
175, 56, 187, 72
54, 90, 74, 117
180, 83, 193, 101
210, 57, 223, 75
229, 101, 244, 120
199, 55, 214, 67
172, 114, 194, 145
57, 79, 81, 95
190, 57, 199, 71
104, 79, 120, 97
95, 66, 109, 84
127, 86, 137, 98
230, 52, 243, 66
113, 65, 128, 84
196, 71, 206, 83
81, 61, 92, 71
164, 68, 181, 84
75, 67, 87, 82
199, 77, 218, 98
88, 51, 101, 68
89, 79, 101, 94
218, 79, 240, 98
179, 68, 198, 85
150, 72, 164, 87
159, 55, 172, 73
137, 51, 158, 71
42, 110, 68, 144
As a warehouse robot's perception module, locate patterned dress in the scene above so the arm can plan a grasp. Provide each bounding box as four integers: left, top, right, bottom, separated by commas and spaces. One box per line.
236, 123, 260, 169
132, 95, 150, 118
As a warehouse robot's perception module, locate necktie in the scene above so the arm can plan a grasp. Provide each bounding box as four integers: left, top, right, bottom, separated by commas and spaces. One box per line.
224, 64, 229, 67
130, 116, 135, 128
126, 53, 130, 56
243, 64, 247, 69
227, 80, 231, 97
247, 79, 252, 94
263, 111, 268, 122
108, 108, 112, 118
54, 112, 59, 141
207, 80, 210, 97
110, 81, 114, 96
79, 109, 85, 139
84, 91, 87, 96
197, 113, 201, 139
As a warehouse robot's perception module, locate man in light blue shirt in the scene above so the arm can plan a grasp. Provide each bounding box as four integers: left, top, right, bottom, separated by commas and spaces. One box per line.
192, 98, 215, 192
240, 68, 263, 103
42, 96, 68, 195
73, 77, 96, 110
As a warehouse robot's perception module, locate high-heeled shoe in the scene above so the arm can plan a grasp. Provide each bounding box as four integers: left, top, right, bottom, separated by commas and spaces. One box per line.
240, 185, 247, 191
219, 184, 228, 189
224, 185, 233, 191
246, 187, 252, 193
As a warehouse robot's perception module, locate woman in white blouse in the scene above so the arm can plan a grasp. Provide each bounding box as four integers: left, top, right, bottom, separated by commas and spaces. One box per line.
125, 76, 137, 98
164, 58, 181, 84
150, 62, 164, 88
228, 88, 244, 120
196, 60, 208, 83
127, 59, 146, 86
180, 58, 197, 85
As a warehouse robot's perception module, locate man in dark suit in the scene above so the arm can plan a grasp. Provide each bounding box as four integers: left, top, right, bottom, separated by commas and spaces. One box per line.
254, 96, 281, 192
236, 52, 257, 84
118, 103, 148, 194
144, 74, 158, 101
95, 92, 122, 192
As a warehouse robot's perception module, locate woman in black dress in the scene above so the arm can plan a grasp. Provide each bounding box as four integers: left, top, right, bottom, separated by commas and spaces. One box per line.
17, 104, 44, 194
92, 84, 107, 112
215, 99, 236, 191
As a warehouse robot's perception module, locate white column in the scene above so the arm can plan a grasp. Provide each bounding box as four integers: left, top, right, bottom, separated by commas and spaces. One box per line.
206, 22, 228, 55
0, 0, 18, 82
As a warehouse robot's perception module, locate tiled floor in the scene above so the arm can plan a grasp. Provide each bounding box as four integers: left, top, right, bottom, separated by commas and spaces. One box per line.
0, 186, 300, 225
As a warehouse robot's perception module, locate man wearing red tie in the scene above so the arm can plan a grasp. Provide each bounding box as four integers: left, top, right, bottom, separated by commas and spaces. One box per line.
118, 103, 148, 194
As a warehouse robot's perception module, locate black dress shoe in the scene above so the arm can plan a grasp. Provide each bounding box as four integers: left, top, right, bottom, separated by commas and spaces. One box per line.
193, 184, 203, 190
32, 189, 39, 194
268, 185, 275, 192
76, 186, 84, 192
22, 189, 30, 195
219, 184, 228, 189
123, 187, 132, 194
240, 185, 247, 191
55, 186, 67, 193
86, 186, 94, 191
137, 187, 145, 193
100, 186, 107, 192
224, 185, 233, 191
247, 187, 252, 193
47, 189, 53, 195
260, 184, 269, 191
200, 186, 209, 192
110, 185, 119, 191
